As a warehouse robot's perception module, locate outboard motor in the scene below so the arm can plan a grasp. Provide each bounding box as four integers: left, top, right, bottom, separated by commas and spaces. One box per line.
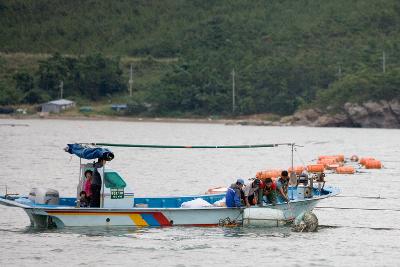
29, 188, 59, 205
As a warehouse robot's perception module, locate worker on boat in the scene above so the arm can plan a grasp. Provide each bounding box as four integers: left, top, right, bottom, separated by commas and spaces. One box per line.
90, 158, 107, 208
225, 178, 245, 208
297, 170, 309, 186
243, 178, 261, 207
83, 170, 93, 203
277, 170, 290, 203
263, 178, 277, 205
79, 191, 90, 207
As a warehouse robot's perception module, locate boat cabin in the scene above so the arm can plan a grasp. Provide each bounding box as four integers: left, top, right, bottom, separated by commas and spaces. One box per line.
78, 163, 135, 208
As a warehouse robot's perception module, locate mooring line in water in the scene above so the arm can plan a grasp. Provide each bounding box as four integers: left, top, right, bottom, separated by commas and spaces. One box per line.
333, 195, 397, 200
319, 225, 400, 231
0, 123, 29, 127
315, 206, 400, 212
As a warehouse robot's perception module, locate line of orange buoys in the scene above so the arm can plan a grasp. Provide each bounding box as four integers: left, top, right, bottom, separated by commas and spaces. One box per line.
255, 154, 382, 179
207, 155, 383, 194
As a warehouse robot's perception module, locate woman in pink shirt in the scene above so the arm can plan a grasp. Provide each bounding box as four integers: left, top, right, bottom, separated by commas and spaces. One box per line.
83, 170, 93, 202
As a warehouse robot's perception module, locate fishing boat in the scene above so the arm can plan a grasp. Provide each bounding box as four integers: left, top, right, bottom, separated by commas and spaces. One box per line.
0, 142, 339, 229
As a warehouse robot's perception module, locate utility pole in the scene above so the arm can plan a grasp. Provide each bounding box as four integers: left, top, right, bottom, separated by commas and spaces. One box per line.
59, 81, 64, 99
232, 68, 235, 114
128, 64, 133, 97
338, 63, 342, 79
382, 51, 386, 73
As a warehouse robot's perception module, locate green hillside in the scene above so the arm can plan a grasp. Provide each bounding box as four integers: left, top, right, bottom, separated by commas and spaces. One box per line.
1, 0, 400, 115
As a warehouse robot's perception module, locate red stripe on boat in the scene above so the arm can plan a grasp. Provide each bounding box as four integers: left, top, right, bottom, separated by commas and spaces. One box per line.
152, 212, 171, 226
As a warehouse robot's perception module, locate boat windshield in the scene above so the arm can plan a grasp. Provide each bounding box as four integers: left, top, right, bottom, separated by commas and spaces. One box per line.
104, 172, 126, 189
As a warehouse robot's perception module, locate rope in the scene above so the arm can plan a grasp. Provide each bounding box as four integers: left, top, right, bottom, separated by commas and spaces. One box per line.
88, 142, 295, 149
319, 225, 400, 231
334, 195, 394, 200
315, 206, 400, 212
218, 210, 243, 227
294, 147, 306, 166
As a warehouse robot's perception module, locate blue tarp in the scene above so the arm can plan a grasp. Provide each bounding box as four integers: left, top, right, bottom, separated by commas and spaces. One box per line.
65, 143, 114, 160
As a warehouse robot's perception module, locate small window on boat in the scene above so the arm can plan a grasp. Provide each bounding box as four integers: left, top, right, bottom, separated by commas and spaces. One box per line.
104, 172, 126, 189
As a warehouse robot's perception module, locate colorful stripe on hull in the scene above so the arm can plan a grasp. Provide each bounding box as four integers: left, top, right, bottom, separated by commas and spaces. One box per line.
46, 210, 172, 226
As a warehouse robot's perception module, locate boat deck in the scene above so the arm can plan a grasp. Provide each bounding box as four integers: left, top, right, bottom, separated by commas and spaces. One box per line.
2, 186, 336, 209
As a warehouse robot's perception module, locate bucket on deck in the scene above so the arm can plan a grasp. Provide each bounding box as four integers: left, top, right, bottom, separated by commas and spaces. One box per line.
297, 185, 305, 200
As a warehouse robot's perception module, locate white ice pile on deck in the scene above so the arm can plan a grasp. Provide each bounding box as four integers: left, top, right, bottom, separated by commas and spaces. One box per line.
181, 198, 229, 208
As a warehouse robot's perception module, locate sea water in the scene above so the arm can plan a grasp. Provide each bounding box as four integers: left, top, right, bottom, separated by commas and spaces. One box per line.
0, 119, 399, 266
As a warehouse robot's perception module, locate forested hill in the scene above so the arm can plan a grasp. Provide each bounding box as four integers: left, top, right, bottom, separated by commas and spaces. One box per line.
1, 0, 400, 116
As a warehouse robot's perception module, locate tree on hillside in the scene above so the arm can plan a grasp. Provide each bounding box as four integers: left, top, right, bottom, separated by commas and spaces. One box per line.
13, 71, 34, 92
35, 53, 125, 101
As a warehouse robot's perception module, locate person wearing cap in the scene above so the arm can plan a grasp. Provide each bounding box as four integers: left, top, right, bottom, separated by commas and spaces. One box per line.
225, 178, 245, 208
243, 179, 261, 207
277, 170, 290, 203
90, 158, 107, 207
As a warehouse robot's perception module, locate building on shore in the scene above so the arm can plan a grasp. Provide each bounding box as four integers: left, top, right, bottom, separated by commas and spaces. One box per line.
41, 99, 75, 113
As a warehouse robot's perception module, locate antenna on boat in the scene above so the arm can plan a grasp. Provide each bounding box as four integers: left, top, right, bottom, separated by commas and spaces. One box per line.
291, 143, 294, 173
128, 64, 133, 97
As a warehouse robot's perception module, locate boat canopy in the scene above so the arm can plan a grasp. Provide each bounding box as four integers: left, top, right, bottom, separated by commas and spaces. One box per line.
65, 143, 114, 161
90, 142, 294, 149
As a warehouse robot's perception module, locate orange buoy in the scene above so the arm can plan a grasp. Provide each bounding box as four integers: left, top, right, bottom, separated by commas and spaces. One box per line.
360, 157, 375, 166
318, 155, 344, 162
318, 158, 338, 166
307, 164, 325, 173
364, 159, 382, 169
288, 166, 306, 175
326, 163, 340, 170
256, 169, 282, 179
336, 166, 355, 174
336, 154, 345, 162
206, 187, 227, 194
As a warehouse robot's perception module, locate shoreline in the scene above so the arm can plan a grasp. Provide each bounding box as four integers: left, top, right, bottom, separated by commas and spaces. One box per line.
2, 113, 400, 129
0, 113, 269, 126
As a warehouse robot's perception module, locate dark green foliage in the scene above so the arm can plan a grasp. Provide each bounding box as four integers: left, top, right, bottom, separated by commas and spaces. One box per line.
23, 88, 50, 104
316, 68, 400, 109
34, 53, 125, 102
0, 81, 22, 105
13, 71, 34, 92
75, 54, 126, 100
37, 53, 76, 99
1, 0, 400, 113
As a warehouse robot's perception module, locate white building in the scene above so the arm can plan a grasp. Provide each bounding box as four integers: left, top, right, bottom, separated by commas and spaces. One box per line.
41, 99, 75, 113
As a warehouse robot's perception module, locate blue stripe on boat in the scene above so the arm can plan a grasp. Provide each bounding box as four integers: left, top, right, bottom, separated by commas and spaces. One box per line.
141, 213, 160, 226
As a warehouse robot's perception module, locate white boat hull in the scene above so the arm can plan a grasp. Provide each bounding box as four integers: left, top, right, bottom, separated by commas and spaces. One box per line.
2, 187, 339, 228
21, 198, 322, 228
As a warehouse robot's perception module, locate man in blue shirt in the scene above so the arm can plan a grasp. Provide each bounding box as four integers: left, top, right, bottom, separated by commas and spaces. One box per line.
225, 178, 245, 207
276, 170, 290, 203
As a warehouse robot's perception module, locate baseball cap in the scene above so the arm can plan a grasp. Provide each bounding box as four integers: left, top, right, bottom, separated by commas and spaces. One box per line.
236, 178, 245, 185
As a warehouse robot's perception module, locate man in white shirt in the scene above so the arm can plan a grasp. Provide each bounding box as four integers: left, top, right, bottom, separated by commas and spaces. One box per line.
243, 179, 260, 207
